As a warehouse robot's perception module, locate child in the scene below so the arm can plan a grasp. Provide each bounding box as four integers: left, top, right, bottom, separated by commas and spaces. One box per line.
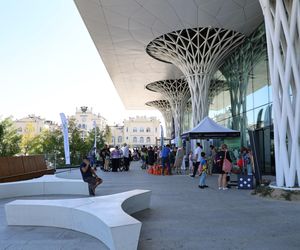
198, 152, 208, 189
181, 154, 187, 175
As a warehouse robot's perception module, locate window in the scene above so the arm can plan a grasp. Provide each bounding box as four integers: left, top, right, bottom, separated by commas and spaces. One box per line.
133, 127, 137, 132
140, 137, 144, 143
118, 136, 122, 143
78, 124, 81, 128
82, 124, 86, 129
146, 127, 151, 132
133, 137, 137, 143
111, 136, 115, 143
126, 127, 128, 132
17, 127, 22, 132
146, 137, 151, 143
155, 128, 157, 133
140, 127, 144, 132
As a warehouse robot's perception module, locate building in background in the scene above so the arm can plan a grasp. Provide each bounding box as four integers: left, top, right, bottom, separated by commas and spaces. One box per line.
14, 115, 58, 136
123, 116, 160, 148
109, 116, 161, 147
110, 124, 124, 146
72, 106, 107, 139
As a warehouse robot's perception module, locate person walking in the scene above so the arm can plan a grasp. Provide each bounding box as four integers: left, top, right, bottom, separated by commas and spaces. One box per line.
198, 152, 208, 189
188, 151, 193, 175
247, 149, 255, 175
101, 145, 110, 171
147, 146, 155, 169
121, 143, 130, 171
140, 145, 148, 169
170, 146, 177, 173
157, 146, 162, 165
190, 143, 203, 177
101, 145, 109, 169
241, 147, 253, 175
161, 144, 171, 175
208, 145, 217, 175
111, 146, 122, 172
174, 146, 185, 174
215, 144, 232, 190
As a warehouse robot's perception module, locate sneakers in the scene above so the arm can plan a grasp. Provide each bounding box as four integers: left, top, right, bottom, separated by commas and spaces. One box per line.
218, 187, 222, 190
222, 187, 228, 190
198, 185, 204, 189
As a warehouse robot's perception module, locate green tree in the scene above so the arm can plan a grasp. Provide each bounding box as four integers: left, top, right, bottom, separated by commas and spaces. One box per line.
20, 122, 36, 155
0, 117, 22, 156
68, 118, 87, 165
104, 125, 111, 145
28, 129, 64, 166
86, 127, 105, 150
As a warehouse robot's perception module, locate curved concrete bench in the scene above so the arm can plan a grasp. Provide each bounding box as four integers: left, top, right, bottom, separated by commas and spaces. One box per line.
0, 175, 89, 199
5, 189, 151, 250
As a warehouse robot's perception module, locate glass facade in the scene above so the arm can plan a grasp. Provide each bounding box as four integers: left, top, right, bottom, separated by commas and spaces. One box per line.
181, 24, 275, 175
208, 24, 274, 174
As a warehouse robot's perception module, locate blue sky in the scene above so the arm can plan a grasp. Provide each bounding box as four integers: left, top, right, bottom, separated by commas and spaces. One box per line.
0, 0, 161, 124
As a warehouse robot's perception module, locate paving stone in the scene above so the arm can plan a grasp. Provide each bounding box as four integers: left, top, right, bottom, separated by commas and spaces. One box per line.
0, 161, 299, 250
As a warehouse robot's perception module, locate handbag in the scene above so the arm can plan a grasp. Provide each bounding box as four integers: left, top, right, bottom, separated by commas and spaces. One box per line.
222, 152, 232, 172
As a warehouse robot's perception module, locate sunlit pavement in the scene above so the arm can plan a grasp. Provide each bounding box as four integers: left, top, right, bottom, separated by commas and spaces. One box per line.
1, 161, 299, 250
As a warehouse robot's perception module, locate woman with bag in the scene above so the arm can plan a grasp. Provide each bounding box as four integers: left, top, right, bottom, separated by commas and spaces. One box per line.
215, 144, 232, 190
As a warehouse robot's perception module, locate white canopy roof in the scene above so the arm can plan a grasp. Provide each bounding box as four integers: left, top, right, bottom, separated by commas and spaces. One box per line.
181, 117, 240, 139
74, 0, 263, 109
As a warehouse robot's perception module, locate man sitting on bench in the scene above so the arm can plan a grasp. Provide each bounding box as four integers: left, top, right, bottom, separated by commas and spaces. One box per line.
80, 157, 103, 196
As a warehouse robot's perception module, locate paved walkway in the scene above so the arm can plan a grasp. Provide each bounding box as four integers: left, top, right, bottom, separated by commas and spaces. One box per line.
1, 161, 299, 250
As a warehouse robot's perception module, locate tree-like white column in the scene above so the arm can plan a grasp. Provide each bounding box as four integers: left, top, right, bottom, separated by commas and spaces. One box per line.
146, 79, 190, 140
146, 27, 244, 126
260, 0, 300, 187
145, 100, 173, 139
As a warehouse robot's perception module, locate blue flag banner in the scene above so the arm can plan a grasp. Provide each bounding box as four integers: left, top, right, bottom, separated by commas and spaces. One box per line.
60, 113, 70, 165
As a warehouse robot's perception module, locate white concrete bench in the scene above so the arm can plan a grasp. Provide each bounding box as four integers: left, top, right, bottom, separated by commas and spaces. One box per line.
5, 189, 151, 250
0, 175, 89, 199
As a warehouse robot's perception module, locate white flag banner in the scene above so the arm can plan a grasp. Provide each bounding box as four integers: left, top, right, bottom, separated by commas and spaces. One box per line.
93, 120, 97, 148
60, 113, 70, 165
160, 125, 164, 147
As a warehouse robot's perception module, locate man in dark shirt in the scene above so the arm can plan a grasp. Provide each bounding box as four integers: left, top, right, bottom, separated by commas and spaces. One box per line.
80, 157, 102, 196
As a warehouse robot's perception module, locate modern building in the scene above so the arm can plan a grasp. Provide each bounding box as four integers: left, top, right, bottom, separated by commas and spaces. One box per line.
71, 106, 107, 139
74, 0, 300, 188
14, 115, 58, 136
